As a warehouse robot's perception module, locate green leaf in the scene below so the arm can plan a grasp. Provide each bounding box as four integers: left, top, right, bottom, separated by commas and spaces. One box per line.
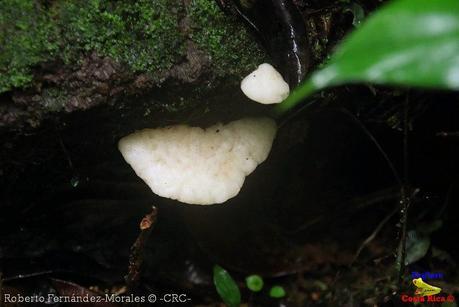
269, 285, 286, 298
213, 265, 241, 307
245, 274, 264, 292
405, 230, 431, 265
276, 0, 459, 114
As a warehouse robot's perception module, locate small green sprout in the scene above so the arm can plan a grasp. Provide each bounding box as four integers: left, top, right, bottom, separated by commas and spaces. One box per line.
245, 274, 264, 292
269, 285, 286, 298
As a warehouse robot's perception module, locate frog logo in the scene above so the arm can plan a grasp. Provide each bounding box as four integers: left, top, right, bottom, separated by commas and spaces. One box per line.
413, 278, 441, 297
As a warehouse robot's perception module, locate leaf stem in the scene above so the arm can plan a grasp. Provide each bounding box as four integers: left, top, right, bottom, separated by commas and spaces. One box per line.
273, 79, 317, 117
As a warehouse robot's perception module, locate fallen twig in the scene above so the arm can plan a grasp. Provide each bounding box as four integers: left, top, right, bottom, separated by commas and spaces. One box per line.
125, 206, 158, 292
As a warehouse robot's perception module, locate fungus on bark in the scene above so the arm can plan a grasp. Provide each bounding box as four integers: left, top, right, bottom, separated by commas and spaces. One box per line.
118, 117, 277, 205
240, 63, 290, 104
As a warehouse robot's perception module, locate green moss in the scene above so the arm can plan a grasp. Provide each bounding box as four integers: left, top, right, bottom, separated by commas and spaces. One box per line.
0, 0, 58, 92
188, 0, 265, 77
0, 0, 264, 94
56, 0, 185, 72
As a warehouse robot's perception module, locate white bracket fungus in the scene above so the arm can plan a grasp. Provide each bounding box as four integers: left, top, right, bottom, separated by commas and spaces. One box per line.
240, 63, 290, 104
118, 117, 277, 205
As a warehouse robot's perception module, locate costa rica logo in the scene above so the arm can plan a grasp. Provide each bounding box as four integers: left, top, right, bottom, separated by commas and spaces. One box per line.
400, 274, 455, 303
412, 278, 441, 297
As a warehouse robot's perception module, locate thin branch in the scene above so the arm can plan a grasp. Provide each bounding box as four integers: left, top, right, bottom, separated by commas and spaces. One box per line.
396, 95, 411, 283
2, 270, 54, 282
125, 206, 158, 292
437, 183, 454, 219
334, 107, 413, 289
276, 98, 319, 129
336, 108, 403, 188
58, 135, 74, 170
352, 205, 399, 264
403, 98, 409, 184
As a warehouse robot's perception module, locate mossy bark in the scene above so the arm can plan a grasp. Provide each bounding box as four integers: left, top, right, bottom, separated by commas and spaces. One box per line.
0, 0, 264, 128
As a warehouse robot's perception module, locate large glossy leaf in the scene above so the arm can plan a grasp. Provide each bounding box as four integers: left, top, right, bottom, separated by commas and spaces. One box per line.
276, 0, 459, 113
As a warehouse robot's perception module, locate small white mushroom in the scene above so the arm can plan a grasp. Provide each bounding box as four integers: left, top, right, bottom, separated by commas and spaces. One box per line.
240, 63, 290, 104
118, 117, 277, 205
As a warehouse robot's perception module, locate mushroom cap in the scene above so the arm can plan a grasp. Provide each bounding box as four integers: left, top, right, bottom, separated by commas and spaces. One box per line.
118, 117, 277, 205
240, 63, 290, 104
